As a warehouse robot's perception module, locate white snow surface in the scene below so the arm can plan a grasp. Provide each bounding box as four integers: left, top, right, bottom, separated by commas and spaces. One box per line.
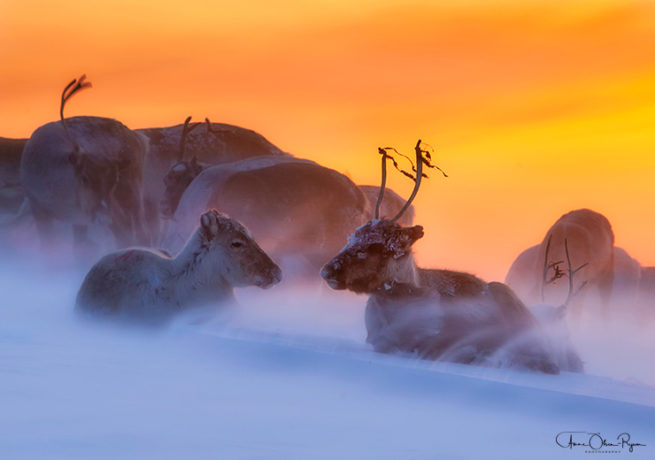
1, 258, 654, 459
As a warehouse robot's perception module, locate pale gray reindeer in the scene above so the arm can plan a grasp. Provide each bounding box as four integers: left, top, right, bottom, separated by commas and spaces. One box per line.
20, 75, 149, 251
76, 209, 281, 324
321, 140, 560, 373
528, 236, 587, 372
505, 209, 626, 317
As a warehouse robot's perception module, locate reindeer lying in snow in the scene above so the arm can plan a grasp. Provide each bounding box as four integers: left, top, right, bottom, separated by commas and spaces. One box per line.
20, 75, 149, 251
321, 141, 561, 374
76, 209, 281, 323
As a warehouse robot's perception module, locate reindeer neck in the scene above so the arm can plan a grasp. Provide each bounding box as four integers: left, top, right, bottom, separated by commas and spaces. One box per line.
383, 252, 421, 288
169, 229, 233, 303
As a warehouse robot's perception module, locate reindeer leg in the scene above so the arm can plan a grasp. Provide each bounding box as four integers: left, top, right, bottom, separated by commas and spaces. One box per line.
72, 223, 96, 259
107, 209, 132, 249
72, 224, 89, 246
110, 171, 149, 247
598, 263, 615, 317
30, 200, 55, 250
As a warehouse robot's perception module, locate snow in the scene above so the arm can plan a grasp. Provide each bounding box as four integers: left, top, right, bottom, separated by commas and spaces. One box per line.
1, 259, 653, 459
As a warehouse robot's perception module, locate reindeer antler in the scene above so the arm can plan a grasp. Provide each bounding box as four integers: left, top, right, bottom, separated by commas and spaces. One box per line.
390, 140, 424, 222
541, 234, 564, 302
390, 140, 447, 222
374, 140, 447, 221
178, 116, 201, 161
205, 117, 223, 136
561, 238, 589, 310
541, 235, 589, 314
60, 74, 92, 141
374, 148, 388, 219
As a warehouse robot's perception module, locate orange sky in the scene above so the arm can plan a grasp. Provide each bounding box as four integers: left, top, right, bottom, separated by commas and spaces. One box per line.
1, 0, 654, 280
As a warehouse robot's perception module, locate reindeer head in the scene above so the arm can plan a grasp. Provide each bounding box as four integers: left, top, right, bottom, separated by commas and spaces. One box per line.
322, 140, 444, 294
162, 156, 204, 218
321, 219, 424, 293
198, 209, 282, 289
161, 116, 205, 218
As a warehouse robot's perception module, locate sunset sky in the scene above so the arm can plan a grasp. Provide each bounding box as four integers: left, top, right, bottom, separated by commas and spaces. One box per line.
1, 0, 654, 280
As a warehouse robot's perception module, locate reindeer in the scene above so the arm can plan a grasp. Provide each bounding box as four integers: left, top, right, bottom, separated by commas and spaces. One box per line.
137, 117, 286, 168
19, 75, 150, 252
321, 141, 560, 373
161, 150, 415, 229
137, 116, 291, 243
159, 116, 204, 220
76, 209, 281, 324
162, 155, 372, 276
139, 117, 288, 229
505, 209, 617, 317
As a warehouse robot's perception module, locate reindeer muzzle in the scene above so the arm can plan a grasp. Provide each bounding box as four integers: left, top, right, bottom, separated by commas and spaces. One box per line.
255, 265, 282, 289
320, 261, 345, 290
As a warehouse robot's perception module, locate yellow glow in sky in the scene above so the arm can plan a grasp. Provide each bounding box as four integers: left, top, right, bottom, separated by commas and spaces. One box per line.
1, 0, 654, 280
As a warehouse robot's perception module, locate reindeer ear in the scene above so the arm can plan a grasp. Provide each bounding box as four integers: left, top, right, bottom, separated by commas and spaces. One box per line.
200, 209, 221, 237
401, 225, 424, 245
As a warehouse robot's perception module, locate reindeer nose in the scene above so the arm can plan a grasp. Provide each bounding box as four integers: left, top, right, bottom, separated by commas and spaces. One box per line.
257, 264, 282, 289
320, 263, 334, 281
321, 260, 344, 289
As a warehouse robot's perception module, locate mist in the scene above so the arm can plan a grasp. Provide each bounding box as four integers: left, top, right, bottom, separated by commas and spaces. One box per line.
1, 250, 653, 459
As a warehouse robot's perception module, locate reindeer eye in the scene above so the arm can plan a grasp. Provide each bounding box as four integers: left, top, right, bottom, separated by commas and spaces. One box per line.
357, 251, 367, 259
231, 241, 245, 248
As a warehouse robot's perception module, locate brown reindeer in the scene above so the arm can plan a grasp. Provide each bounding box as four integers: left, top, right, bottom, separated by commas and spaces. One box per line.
139, 117, 291, 242
163, 156, 370, 276
19, 75, 149, 252
321, 140, 559, 373
160, 116, 204, 219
